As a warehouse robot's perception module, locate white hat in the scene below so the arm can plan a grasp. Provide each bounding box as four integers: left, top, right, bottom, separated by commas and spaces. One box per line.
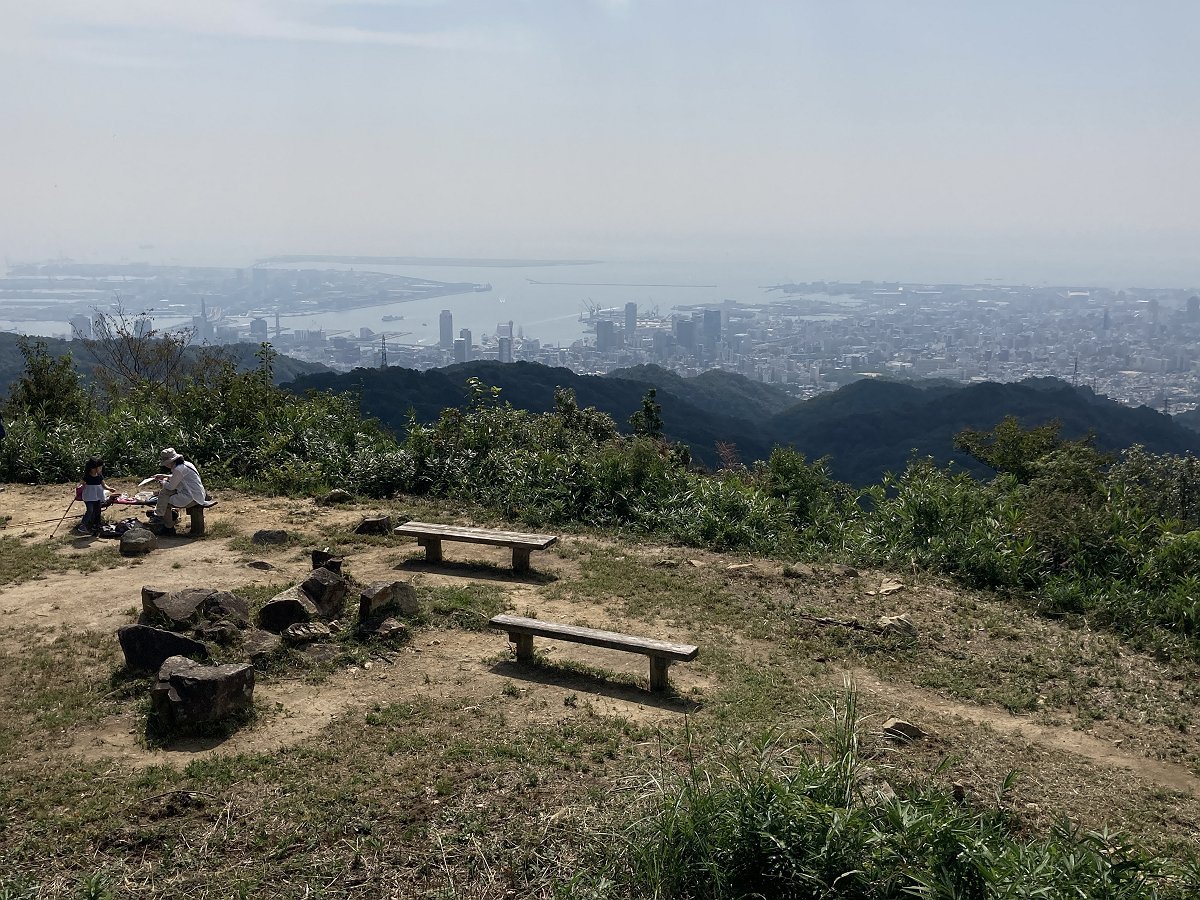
159, 447, 180, 466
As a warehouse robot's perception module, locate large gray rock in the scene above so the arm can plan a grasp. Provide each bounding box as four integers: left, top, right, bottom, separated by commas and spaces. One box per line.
358, 580, 419, 622
301, 567, 349, 619
141, 588, 250, 631
243, 629, 282, 665
310, 549, 343, 575
257, 587, 318, 633
878, 614, 918, 641
151, 656, 255, 730
202, 591, 249, 627
120, 527, 157, 557
319, 489, 353, 505
118, 624, 209, 672
141, 587, 209, 630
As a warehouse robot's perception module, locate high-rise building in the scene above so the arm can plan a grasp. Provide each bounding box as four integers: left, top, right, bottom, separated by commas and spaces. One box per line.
497, 336, 513, 363
458, 328, 473, 361
595, 320, 615, 351
497, 320, 514, 339
250, 318, 269, 342
624, 302, 637, 338
439, 310, 453, 349
69, 315, 92, 340
453, 338, 467, 364
134, 316, 153, 339
674, 317, 696, 349
703, 308, 722, 347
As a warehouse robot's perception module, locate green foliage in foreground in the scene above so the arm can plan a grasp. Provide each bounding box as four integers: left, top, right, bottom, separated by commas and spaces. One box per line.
564, 706, 1200, 899
8, 345, 1200, 656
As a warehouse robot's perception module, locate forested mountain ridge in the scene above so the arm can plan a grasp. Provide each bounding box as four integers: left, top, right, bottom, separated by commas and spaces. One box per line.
285, 362, 1200, 484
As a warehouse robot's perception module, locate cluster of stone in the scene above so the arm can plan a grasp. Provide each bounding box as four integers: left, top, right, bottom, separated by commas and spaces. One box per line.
114, 547, 423, 733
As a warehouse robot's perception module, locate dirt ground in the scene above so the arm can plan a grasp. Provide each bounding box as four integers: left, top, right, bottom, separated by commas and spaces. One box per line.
2, 481, 1198, 850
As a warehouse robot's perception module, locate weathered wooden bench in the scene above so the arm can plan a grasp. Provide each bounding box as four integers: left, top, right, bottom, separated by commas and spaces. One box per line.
394, 522, 558, 574
489, 613, 699, 692
181, 499, 218, 537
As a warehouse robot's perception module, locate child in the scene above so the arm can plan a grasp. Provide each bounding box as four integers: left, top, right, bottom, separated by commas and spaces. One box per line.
78, 457, 114, 536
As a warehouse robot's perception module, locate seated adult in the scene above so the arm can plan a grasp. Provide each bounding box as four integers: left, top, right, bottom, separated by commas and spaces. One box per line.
152, 447, 207, 534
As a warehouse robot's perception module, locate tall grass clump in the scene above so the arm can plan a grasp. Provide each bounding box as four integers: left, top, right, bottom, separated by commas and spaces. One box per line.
566, 690, 1200, 899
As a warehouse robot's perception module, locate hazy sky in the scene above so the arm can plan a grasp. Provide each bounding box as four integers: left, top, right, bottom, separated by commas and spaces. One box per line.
2, 1, 1198, 283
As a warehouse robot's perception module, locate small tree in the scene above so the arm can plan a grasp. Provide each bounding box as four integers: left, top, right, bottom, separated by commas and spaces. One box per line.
954, 415, 1075, 483
78, 299, 195, 402
5, 337, 92, 423
629, 389, 664, 439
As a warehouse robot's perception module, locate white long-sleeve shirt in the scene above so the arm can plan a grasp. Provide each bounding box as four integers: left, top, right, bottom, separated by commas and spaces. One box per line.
163, 460, 207, 506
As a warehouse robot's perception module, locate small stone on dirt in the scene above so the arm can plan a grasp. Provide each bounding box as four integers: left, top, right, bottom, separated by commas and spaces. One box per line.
251, 529, 289, 545
120, 527, 157, 557
827, 564, 859, 577
879, 578, 905, 595
687, 559, 704, 567
311, 548, 343, 574
283, 621, 332, 645
246, 560, 275, 571
355, 515, 392, 535
319, 488, 354, 504
877, 613, 918, 640
882, 718, 928, 742
374, 617, 408, 640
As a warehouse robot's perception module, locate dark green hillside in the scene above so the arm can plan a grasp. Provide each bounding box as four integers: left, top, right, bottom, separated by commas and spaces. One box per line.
288, 361, 776, 466
767, 377, 1200, 484
611, 363, 795, 419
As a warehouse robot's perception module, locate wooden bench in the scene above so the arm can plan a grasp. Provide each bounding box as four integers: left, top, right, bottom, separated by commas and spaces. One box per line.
394, 522, 557, 574
181, 499, 218, 537
489, 614, 699, 692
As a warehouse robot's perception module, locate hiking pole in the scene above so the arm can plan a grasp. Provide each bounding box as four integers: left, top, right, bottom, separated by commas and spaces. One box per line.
49, 498, 77, 538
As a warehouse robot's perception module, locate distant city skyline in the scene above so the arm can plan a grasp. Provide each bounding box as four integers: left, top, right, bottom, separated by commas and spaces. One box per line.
2, 1, 1198, 286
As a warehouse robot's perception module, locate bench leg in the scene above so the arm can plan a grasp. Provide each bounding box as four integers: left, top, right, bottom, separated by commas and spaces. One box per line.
187, 507, 205, 537
512, 633, 534, 661
419, 537, 443, 564
649, 657, 672, 693
512, 547, 532, 574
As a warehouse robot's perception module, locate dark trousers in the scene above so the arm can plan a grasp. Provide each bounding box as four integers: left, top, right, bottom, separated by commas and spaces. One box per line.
83, 500, 104, 533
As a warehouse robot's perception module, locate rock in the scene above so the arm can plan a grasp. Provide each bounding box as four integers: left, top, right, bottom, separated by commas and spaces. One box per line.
246, 560, 275, 571
301, 643, 341, 664
358, 580, 419, 622
251, 529, 289, 545
879, 578, 905, 595
373, 617, 408, 641
952, 782, 966, 803
194, 620, 239, 644
150, 656, 255, 730
877, 614, 918, 640
355, 515, 392, 535
882, 718, 928, 742
320, 488, 353, 505
118, 624, 209, 672
283, 621, 332, 645
301, 567, 349, 618
827, 564, 859, 578
311, 549, 343, 574
120, 527, 157, 557
141, 587, 211, 630
243, 629, 282, 664
257, 587, 318, 632
201, 591, 249, 628
783, 562, 816, 578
